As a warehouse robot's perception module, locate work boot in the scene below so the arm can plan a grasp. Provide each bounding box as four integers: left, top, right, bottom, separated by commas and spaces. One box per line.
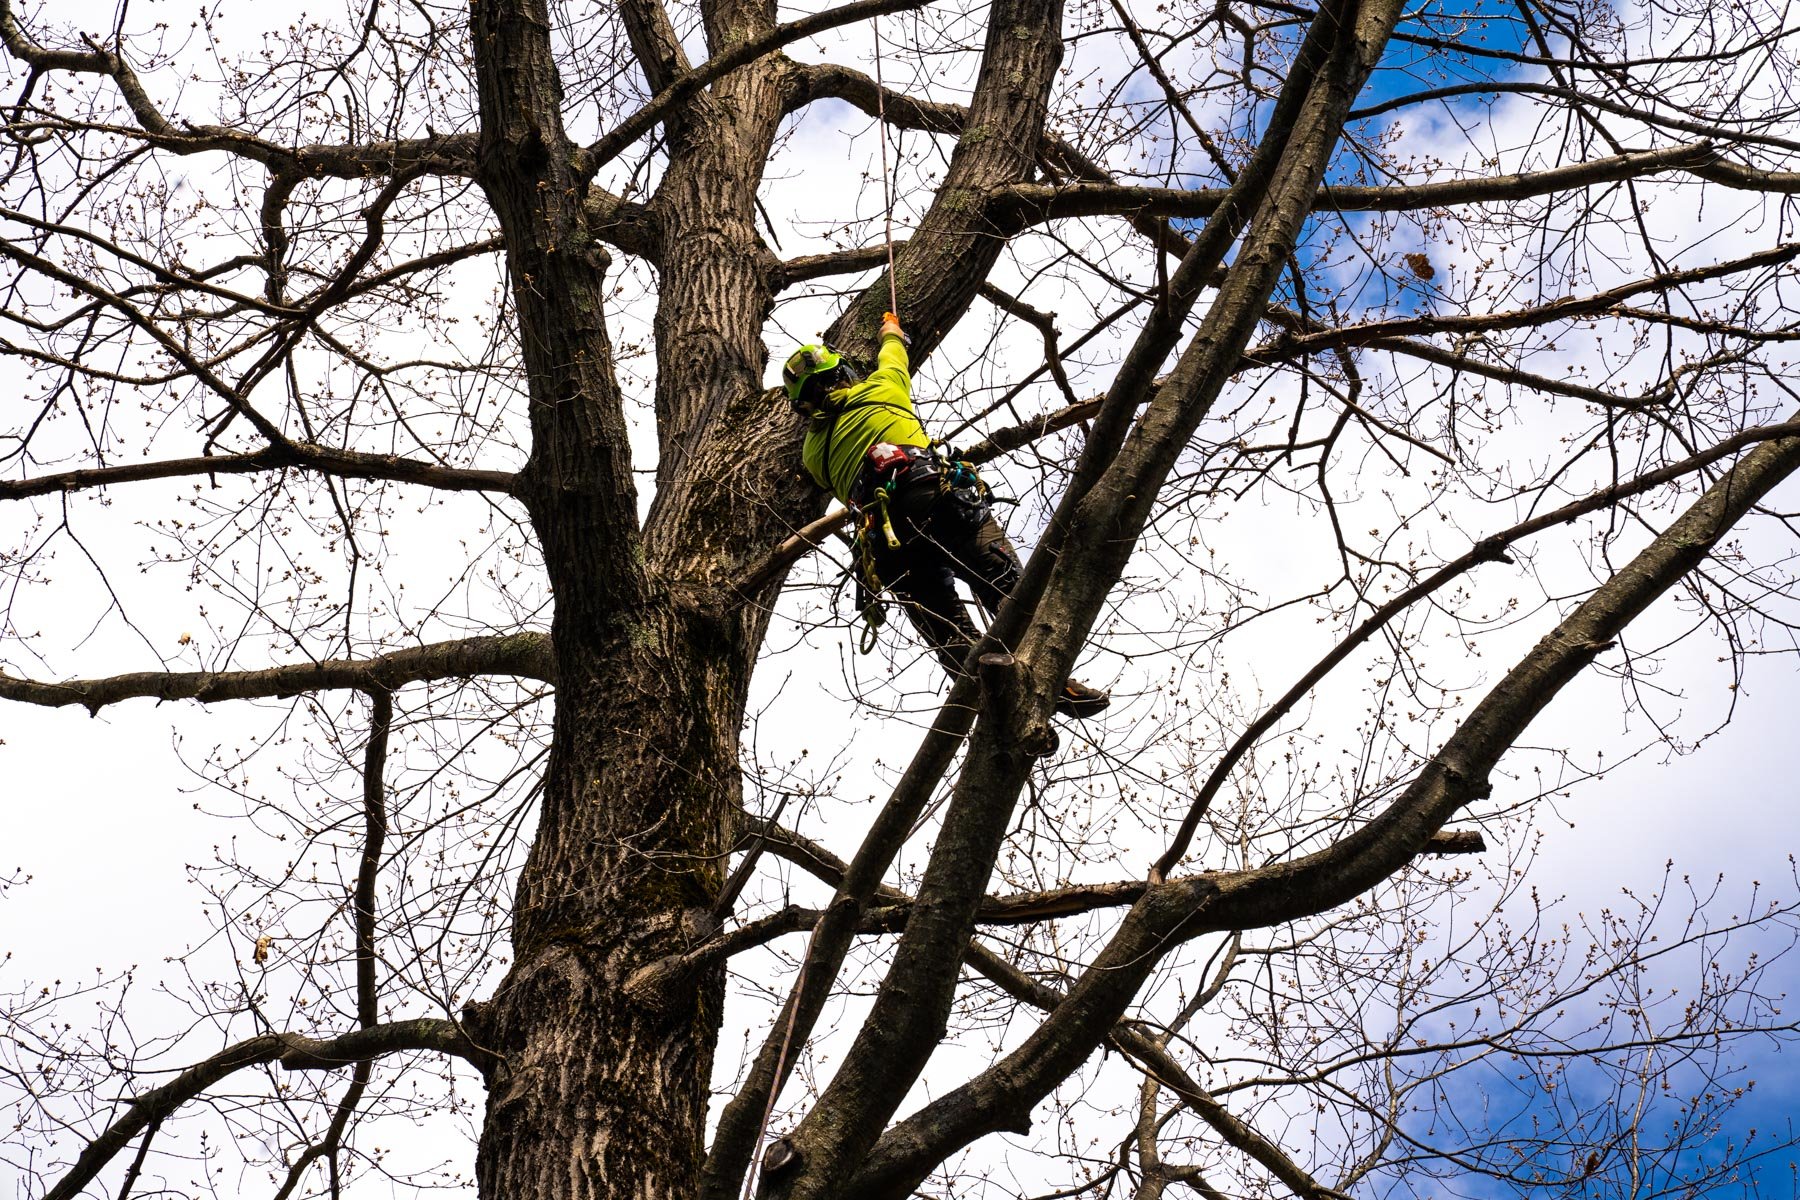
1054, 678, 1111, 719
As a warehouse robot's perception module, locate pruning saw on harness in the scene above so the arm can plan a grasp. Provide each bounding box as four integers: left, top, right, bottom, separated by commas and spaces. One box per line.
783, 312, 1110, 720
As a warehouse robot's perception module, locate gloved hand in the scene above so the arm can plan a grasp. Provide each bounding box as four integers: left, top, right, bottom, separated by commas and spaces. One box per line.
880, 311, 909, 345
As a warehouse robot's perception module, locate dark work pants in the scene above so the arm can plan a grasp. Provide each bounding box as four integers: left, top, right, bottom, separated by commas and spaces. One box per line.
864, 474, 1022, 676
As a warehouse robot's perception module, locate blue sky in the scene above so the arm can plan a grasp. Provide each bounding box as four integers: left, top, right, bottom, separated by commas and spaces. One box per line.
1154, 0, 1537, 313
1363, 862, 1800, 1199
1359, 0, 1536, 115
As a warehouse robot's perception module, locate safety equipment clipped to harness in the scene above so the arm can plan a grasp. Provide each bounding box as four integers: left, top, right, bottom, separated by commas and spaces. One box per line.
845, 442, 930, 653
851, 536, 887, 654
869, 486, 901, 549
942, 455, 986, 519
860, 442, 910, 550
845, 491, 899, 656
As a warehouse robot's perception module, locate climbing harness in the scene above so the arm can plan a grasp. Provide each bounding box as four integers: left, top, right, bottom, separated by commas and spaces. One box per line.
841, 444, 1005, 655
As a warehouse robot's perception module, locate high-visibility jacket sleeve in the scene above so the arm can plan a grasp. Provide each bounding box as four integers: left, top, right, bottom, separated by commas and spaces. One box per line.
872, 332, 910, 388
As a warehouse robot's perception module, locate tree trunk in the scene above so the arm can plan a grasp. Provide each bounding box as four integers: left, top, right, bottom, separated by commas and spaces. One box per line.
469, 601, 751, 1200
466, 1, 788, 1195
467, 0, 1076, 1191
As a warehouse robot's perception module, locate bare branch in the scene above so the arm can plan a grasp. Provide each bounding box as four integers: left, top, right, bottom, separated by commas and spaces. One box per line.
0, 443, 517, 501
43, 1019, 487, 1200
1151, 416, 1800, 878
0, 0, 477, 176
1197, 424, 1800, 927
988, 143, 1731, 227
1349, 80, 1800, 155
618, 0, 692, 95
979, 282, 1082, 410
0, 634, 552, 712
581, 0, 941, 175
265, 691, 394, 1199
1248, 243, 1800, 361
958, 943, 1347, 1200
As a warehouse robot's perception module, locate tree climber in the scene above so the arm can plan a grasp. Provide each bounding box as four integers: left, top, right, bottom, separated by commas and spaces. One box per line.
784, 312, 1111, 719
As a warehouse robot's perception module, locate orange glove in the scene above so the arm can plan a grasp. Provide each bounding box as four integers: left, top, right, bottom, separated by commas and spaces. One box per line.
880, 311, 909, 345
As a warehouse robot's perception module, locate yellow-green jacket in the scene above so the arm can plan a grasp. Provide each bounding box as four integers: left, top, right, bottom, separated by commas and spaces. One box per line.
801, 334, 928, 504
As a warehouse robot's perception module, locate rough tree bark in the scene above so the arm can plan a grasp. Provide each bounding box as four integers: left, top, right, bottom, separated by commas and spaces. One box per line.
464, 0, 754, 1193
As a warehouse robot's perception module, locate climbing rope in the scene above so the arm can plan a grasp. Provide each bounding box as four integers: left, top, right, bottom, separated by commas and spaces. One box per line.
874, 16, 899, 316
741, 980, 808, 1200
741, 29, 904, 1198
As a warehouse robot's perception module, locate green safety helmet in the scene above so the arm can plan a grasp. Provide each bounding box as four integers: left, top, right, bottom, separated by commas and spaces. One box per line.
782, 343, 847, 415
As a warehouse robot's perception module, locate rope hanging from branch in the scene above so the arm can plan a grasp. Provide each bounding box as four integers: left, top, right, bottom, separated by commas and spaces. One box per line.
874, 16, 899, 317
742, 25, 902, 1197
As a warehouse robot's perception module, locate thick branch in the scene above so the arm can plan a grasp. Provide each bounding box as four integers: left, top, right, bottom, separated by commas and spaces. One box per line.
736, 506, 855, 597
987, 142, 1726, 227
262, 696, 393, 1200
0, 634, 552, 713
619, 0, 693, 95
727, 42, 1370, 1111
582, 186, 663, 262
785, 61, 966, 135
771, 241, 907, 291
354, 692, 392, 1030
852, 418, 1800, 1194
